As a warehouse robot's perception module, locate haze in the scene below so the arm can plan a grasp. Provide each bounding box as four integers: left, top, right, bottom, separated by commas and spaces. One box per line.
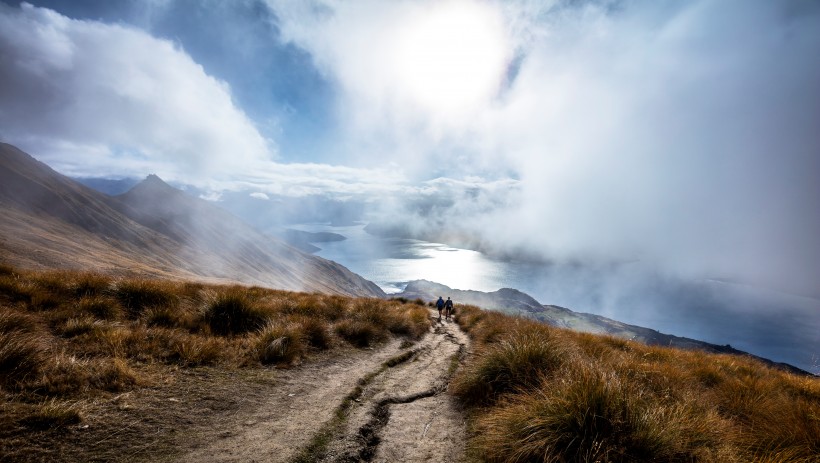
1, 1, 818, 367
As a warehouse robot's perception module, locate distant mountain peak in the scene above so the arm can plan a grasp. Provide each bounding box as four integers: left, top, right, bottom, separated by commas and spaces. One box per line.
122, 174, 179, 199
140, 173, 172, 189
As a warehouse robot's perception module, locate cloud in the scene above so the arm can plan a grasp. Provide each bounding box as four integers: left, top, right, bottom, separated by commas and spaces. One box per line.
0, 2, 410, 201
267, 0, 514, 178
269, 0, 820, 297
491, 0, 820, 295
3, 0, 819, 300
0, 2, 272, 180
249, 192, 270, 200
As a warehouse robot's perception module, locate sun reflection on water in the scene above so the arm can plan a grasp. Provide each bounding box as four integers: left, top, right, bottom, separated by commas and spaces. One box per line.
300, 224, 508, 294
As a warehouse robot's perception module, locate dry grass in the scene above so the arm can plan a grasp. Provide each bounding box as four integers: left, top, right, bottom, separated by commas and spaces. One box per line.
0, 264, 431, 454
453, 304, 820, 463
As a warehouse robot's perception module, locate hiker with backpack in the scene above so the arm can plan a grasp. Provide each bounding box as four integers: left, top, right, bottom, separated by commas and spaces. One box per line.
436, 296, 445, 321
444, 297, 454, 320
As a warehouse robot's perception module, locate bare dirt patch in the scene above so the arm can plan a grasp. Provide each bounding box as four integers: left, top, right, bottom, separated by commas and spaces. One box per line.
179, 339, 408, 463
315, 311, 471, 462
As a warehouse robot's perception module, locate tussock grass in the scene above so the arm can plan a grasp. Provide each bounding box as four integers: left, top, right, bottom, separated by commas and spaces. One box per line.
291, 314, 332, 350
334, 318, 384, 347
203, 286, 269, 335
19, 399, 84, 430
452, 325, 575, 406
454, 304, 820, 463
76, 295, 123, 320
0, 330, 47, 381
114, 278, 178, 318
256, 321, 306, 365
0, 264, 431, 437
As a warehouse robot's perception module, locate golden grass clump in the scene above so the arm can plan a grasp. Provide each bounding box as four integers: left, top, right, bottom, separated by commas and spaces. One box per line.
474, 364, 730, 463
202, 286, 271, 335
289, 314, 333, 350
333, 318, 385, 347
19, 399, 84, 430
76, 295, 123, 321
454, 305, 820, 463
113, 278, 179, 318
0, 330, 48, 383
255, 321, 306, 365
452, 323, 576, 406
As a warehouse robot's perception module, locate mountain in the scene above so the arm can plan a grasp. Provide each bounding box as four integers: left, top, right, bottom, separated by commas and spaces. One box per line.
0, 143, 384, 297
398, 280, 810, 375
277, 229, 347, 253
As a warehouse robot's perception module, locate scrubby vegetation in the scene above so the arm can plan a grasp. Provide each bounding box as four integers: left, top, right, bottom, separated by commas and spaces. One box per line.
0, 264, 430, 436
452, 304, 820, 463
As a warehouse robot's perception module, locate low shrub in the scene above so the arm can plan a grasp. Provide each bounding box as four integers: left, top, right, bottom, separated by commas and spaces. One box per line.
0, 274, 31, 304
89, 357, 140, 392
0, 263, 16, 276
144, 305, 181, 328
386, 304, 430, 339
455, 305, 820, 463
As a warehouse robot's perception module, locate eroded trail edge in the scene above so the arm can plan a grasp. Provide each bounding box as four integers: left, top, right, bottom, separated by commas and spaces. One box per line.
312, 312, 470, 463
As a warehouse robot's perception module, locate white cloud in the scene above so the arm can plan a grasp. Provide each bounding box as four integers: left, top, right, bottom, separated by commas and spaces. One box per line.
268, 0, 513, 177
0, 2, 413, 203
249, 192, 270, 200
0, 2, 272, 180
268, 0, 820, 296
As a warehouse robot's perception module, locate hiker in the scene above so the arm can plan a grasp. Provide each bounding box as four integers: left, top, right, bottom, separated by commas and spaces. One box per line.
436, 296, 445, 321
444, 297, 454, 320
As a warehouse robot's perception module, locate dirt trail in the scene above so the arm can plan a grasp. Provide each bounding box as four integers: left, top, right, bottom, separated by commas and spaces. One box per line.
180, 310, 470, 463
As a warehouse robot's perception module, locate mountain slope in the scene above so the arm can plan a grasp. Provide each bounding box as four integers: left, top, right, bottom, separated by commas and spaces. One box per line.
398, 279, 810, 375
0, 143, 383, 297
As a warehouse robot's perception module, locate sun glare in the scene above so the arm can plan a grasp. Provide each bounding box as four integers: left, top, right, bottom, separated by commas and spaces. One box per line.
394, 1, 509, 116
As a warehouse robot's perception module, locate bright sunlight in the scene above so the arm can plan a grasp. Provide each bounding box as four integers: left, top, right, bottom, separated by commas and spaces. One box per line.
394, 0, 509, 116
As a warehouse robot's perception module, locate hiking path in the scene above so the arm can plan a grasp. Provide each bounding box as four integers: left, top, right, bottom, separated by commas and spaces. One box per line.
179, 309, 470, 463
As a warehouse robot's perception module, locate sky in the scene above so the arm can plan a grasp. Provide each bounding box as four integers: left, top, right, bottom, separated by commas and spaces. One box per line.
1, 0, 819, 303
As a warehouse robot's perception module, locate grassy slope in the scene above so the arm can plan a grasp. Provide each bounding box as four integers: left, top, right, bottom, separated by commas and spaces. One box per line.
0, 264, 429, 461
4, 263, 818, 462
451, 304, 820, 463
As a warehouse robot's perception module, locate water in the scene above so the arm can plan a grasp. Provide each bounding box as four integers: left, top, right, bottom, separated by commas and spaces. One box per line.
302, 223, 537, 294
300, 223, 820, 373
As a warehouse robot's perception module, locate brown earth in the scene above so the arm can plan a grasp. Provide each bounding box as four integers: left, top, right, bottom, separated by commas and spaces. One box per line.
180, 309, 470, 463
3, 309, 469, 463
318, 312, 470, 463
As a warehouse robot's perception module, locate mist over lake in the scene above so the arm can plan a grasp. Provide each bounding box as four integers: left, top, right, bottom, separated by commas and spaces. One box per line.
300, 224, 819, 373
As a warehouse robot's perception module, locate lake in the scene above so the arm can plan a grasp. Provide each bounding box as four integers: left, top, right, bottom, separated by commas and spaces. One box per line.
299, 223, 820, 373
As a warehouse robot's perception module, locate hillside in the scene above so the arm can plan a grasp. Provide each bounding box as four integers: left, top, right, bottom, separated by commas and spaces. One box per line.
0, 143, 383, 297
0, 265, 437, 462
399, 279, 810, 375
451, 304, 820, 462
1, 266, 817, 462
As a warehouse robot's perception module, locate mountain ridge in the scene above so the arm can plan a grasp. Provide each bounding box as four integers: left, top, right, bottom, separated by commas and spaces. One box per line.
0, 143, 384, 297
398, 279, 811, 375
